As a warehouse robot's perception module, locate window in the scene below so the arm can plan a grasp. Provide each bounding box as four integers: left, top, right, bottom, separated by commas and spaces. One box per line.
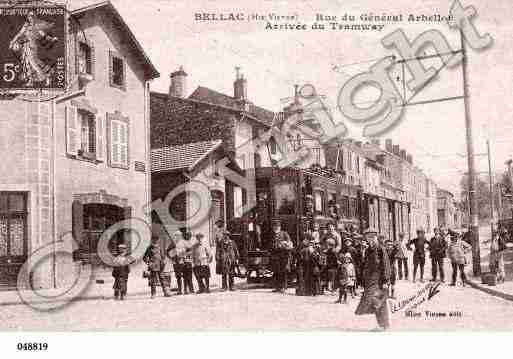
76, 203, 126, 264
66, 104, 103, 161
269, 136, 277, 155
274, 183, 296, 215
109, 51, 126, 90
107, 112, 129, 169
254, 152, 262, 168
314, 190, 324, 216
0, 192, 27, 258
77, 42, 93, 75
79, 110, 95, 154
233, 186, 243, 218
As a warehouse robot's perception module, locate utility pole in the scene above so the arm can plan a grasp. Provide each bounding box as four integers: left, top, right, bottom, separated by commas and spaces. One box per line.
461, 29, 480, 276
497, 183, 503, 220
487, 140, 494, 234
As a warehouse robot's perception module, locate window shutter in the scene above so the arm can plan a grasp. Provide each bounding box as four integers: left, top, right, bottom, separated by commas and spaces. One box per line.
66, 105, 79, 155
90, 43, 95, 79
110, 120, 120, 165
119, 122, 128, 166
95, 116, 105, 161
72, 200, 83, 243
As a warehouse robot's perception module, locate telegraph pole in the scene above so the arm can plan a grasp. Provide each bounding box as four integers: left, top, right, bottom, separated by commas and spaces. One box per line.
487, 140, 494, 233
461, 29, 481, 276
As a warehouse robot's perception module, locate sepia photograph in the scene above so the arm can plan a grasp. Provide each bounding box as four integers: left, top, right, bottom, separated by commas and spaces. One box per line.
0, 0, 512, 355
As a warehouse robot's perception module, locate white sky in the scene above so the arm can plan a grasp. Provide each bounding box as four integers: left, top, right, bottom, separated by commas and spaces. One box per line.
71, 0, 513, 197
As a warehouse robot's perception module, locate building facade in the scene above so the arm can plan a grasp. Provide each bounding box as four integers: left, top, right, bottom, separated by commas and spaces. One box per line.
0, 2, 158, 290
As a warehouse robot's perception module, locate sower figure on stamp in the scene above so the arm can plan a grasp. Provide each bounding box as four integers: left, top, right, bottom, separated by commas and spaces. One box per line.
355, 230, 392, 331
144, 236, 172, 299
270, 220, 294, 293
112, 243, 133, 301
429, 227, 447, 282
407, 228, 429, 283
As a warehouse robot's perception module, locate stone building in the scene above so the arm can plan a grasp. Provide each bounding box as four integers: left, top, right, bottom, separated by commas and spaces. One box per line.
437, 188, 462, 229
0, 1, 159, 290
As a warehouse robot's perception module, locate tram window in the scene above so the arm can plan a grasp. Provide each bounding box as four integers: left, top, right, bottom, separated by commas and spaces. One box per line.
274, 183, 296, 215
314, 190, 324, 216
234, 186, 243, 218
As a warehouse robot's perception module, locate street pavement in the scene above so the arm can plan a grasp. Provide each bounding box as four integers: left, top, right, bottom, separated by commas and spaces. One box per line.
2, 274, 513, 331
2, 226, 513, 331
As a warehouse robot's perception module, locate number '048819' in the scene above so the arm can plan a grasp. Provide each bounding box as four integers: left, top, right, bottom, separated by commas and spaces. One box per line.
17, 342, 48, 351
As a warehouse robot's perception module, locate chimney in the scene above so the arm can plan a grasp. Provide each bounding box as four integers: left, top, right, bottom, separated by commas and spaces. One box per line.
169, 66, 188, 98
407, 154, 413, 164
371, 139, 380, 147
400, 149, 407, 159
233, 67, 247, 100
392, 145, 400, 155
385, 139, 393, 152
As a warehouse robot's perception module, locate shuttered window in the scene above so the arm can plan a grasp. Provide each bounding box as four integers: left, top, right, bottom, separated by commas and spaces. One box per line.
66, 105, 79, 156
107, 112, 129, 169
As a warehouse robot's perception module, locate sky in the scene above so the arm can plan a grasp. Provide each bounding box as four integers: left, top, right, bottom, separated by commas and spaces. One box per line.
72, 0, 513, 197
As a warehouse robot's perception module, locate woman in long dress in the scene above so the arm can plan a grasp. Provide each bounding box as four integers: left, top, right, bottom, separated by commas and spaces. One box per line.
355, 231, 392, 330
9, 11, 58, 86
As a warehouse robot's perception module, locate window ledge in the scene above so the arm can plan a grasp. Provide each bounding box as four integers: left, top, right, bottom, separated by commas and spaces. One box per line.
67, 153, 103, 165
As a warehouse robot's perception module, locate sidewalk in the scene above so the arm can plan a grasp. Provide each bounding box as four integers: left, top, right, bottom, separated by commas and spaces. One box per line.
465, 243, 513, 301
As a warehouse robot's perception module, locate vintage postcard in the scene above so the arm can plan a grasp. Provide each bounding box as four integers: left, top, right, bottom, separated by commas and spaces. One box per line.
1, 0, 512, 344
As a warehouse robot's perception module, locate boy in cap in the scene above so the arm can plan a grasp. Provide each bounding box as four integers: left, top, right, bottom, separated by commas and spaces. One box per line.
112, 243, 132, 300
192, 233, 213, 293
385, 239, 397, 298
336, 252, 356, 303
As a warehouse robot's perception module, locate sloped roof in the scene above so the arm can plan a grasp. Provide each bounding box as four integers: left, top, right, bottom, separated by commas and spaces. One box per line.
72, 1, 159, 80
189, 86, 275, 126
151, 139, 222, 173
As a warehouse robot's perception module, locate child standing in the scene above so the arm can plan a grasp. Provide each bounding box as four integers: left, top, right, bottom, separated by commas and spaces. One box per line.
192, 233, 213, 293
336, 253, 356, 304
112, 243, 131, 300
385, 239, 397, 298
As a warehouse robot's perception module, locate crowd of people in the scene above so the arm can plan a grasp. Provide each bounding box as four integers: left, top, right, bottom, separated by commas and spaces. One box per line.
108, 217, 506, 330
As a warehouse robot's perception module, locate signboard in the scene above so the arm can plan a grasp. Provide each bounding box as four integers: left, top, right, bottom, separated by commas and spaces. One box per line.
0, 5, 65, 90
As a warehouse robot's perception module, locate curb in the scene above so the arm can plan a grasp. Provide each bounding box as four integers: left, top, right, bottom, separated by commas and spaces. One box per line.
465, 275, 513, 302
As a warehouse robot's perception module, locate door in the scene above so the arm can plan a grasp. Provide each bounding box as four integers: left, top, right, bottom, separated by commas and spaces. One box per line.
0, 192, 28, 290
210, 190, 224, 247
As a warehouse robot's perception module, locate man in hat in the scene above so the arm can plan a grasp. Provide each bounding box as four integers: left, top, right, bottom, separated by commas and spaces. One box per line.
407, 228, 429, 283
394, 233, 408, 280
270, 220, 294, 293
355, 230, 392, 330
192, 233, 213, 293
112, 243, 132, 300
144, 236, 172, 299
429, 227, 447, 282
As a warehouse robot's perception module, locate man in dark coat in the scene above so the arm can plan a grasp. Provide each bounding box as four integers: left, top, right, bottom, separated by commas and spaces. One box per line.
143, 236, 171, 299
112, 243, 132, 300
429, 228, 447, 282
216, 231, 239, 291
355, 230, 391, 330
270, 220, 294, 293
407, 228, 429, 283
